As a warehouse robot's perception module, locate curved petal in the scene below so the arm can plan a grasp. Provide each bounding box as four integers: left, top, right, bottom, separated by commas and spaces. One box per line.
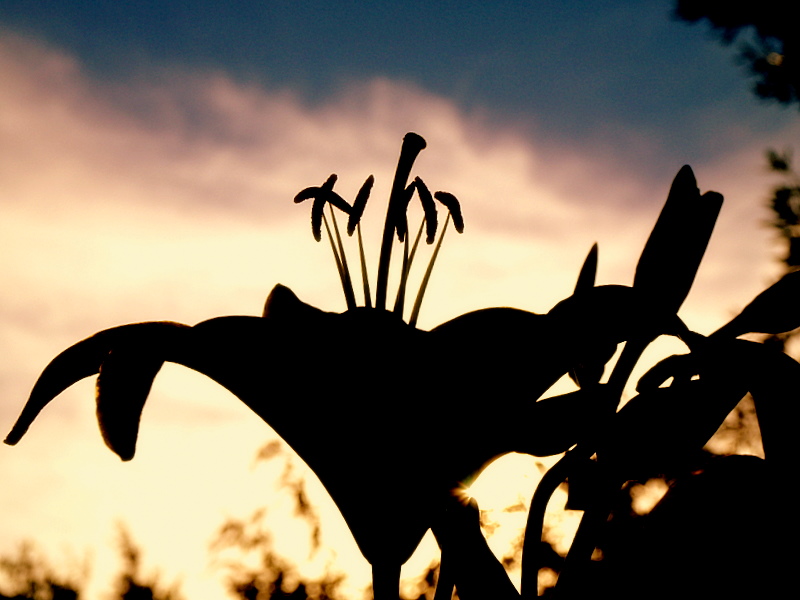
5, 322, 188, 447
97, 345, 166, 461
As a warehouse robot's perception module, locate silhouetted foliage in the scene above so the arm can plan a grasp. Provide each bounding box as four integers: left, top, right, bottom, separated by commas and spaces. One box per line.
110, 527, 182, 600
675, 0, 799, 107
0, 531, 180, 600
212, 524, 345, 600
211, 443, 343, 600
766, 148, 800, 269
7, 133, 799, 598
0, 543, 82, 600
761, 147, 800, 357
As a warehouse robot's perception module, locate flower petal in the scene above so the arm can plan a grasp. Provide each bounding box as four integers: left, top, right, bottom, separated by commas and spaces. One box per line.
96, 346, 165, 461
5, 322, 188, 447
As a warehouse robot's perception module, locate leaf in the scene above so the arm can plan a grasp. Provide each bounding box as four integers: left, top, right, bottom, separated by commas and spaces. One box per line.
732, 340, 800, 467
602, 376, 747, 477
712, 269, 800, 337
636, 352, 699, 391
513, 389, 607, 457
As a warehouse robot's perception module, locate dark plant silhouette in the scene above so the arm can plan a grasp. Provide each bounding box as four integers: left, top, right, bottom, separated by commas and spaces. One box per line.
6, 133, 799, 598
674, 0, 798, 107
110, 527, 183, 600
0, 543, 82, 600
0, 531, 180, 600
765, 148, 800, 273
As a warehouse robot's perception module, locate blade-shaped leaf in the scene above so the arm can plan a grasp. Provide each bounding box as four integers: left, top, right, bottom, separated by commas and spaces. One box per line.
712, 269, 800, 338
733, 340, 800, 467
513, 388, 608, 457
602, 378, 747, 477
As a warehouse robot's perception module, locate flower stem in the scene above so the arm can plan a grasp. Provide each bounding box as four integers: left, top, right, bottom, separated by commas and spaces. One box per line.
356, 223, 372, 308
409, 214, 449, 327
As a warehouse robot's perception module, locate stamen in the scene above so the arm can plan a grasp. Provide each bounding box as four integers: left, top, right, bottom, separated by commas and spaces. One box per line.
296, 174, 352, 241
348, 175, 374, 308
409, 212, 452, 327
394, 220, 426, 317
433, 191, 464, 233
329, 205, 357, 310
293, 133, 465, 322
356, 223, 372, 308
394, 181, 418, 242
322, 213, 346, 295
348, 175, 374, 236
413, 177, 438, 243
393, 228, 412, 316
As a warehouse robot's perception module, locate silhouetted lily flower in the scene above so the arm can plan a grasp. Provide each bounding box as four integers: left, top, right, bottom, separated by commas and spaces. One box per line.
7, 134, 630, 600
8, 134, 795, 600
5, 285, 631, 599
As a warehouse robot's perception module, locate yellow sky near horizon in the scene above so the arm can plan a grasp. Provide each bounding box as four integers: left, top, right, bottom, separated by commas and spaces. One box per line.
0, 31, 794, 600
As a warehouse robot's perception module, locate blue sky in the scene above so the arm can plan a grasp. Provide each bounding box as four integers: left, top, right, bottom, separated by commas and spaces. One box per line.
0, 2, 797, 599
1, 0, 793, 168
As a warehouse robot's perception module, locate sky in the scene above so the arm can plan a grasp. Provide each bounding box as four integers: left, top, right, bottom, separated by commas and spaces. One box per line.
0, 1, 797, 599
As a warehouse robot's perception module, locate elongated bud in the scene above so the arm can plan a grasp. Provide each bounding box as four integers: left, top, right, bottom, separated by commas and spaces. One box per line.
574, 243, 598, 294
634, 166, 722, 315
